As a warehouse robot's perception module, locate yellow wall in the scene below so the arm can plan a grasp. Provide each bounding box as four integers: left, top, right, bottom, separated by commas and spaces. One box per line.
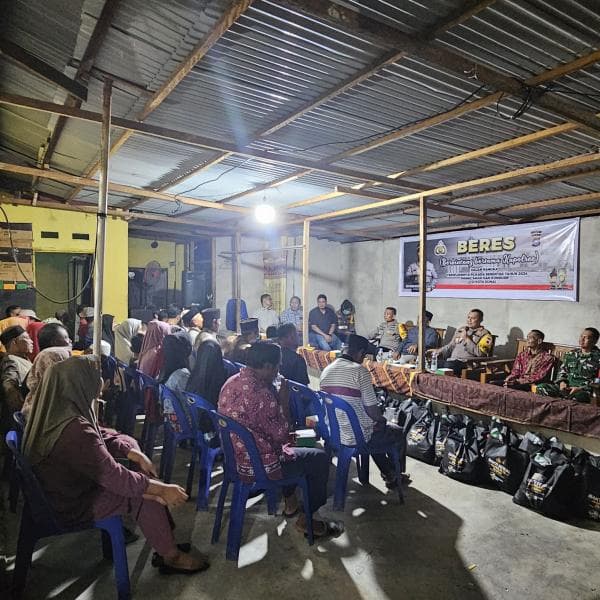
128, 237, 186, 291
0, 202, 129, 321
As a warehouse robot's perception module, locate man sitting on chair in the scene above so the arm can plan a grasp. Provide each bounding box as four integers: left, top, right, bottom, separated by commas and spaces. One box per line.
368, 307, 399, 353
277, 323, 309, 385
501, 329, 555, 390
219, 342, 338, 537
427, 308, 493, 376
394, 311, 439, 363
536, 327, 600, 403
320, 334, 407, 489
308, 294, 341, 351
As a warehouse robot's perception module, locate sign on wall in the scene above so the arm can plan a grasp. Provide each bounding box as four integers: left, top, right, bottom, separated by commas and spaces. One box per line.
263, 251, 287, 313
398, 218, 579, 301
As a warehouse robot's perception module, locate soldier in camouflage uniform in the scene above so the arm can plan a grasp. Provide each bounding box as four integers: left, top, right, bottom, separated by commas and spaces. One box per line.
536, 327, 600, 403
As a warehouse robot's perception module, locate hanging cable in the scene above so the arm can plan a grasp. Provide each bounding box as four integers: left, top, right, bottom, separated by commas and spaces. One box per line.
0, 205, 98, 304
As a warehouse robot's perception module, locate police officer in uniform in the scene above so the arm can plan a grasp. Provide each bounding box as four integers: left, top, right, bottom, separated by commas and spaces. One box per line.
405, 246, 438, 292
427, 308, 493, 376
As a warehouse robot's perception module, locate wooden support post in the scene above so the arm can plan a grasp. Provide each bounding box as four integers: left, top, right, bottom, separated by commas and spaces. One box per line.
302, 220, 310, 346
92, 79, 112, 359
417, 195, 427, 373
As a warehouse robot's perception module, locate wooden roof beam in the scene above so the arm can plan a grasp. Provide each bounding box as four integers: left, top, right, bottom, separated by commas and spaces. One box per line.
64, 0, 255, 202
0, 39, 87, 101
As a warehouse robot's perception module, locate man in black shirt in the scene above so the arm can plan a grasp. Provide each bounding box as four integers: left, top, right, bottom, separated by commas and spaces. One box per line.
308, 294, 342, 351
277, 323, 309, 385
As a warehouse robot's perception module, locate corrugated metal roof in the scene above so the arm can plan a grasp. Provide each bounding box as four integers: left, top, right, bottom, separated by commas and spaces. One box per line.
3, 0, 600, 242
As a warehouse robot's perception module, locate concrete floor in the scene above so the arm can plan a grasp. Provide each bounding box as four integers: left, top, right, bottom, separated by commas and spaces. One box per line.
2, 451, 600, 600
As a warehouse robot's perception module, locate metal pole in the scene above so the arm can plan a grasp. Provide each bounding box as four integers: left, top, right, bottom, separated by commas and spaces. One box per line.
235, 231, 241, 333
92, 79, 112, 358
417, 194, 427, 372
302, 220, 310, 346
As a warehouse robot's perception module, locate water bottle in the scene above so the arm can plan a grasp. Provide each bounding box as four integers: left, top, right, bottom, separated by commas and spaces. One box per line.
430, 352, 438, 372
376, 348, 383, 363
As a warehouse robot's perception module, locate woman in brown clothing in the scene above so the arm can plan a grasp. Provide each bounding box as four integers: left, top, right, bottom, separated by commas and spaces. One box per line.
23, 355, 209, 574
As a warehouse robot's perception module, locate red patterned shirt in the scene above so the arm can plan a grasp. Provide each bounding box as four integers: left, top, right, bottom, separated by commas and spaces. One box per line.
219, 367, 292, 481
507, 349, 555, 385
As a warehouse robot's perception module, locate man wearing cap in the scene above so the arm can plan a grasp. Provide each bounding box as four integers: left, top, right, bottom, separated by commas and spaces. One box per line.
20, 309, 44, 358
320, 334, 406, 488
195, 308, 223, 348
395, 311, 440, 364
253, 294, 279, 334
0, 326, 34, 422
229, 318, 260, 364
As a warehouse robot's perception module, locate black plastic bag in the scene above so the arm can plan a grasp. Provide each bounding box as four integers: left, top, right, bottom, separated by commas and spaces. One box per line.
439, 421, 488, 484
406, 401, 439, 465
384, 398, 425, 433
435, 413, 471, 465
483, 418, 529, 495
571, 449, 600, 521
513, 443, 574, 520
518, 431, 547, 456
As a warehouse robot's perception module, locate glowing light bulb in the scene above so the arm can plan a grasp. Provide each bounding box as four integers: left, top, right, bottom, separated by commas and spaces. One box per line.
254, 203, 276, 224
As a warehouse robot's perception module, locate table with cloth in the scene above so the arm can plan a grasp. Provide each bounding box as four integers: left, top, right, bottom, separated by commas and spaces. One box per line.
297, 347, 411, 395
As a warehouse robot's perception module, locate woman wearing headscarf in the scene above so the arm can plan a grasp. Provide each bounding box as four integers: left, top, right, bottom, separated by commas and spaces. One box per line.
114, 318, 142, 364
160, 331, 193, 434
186, 340, 227, 446
23, 356, 209, 574
101, 314, 116, 355
22, 346, 71, 417
138, 320, 171, 378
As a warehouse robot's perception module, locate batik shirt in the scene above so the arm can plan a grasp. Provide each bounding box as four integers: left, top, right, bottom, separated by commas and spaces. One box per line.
555, 347, 600, 391
507, 349, 555, 384
219, 367, 292, 481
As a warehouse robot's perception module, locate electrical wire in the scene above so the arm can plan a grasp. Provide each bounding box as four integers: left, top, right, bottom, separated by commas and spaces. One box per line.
0, 205, 98, 304
176, 158, 254, 196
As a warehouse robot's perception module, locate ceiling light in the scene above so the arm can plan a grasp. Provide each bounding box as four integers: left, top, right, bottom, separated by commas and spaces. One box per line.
254, 203, 276, 224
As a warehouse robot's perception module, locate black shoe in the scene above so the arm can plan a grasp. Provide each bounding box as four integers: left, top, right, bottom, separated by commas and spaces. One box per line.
152, 543, 192, 567
123, 527, 140, 545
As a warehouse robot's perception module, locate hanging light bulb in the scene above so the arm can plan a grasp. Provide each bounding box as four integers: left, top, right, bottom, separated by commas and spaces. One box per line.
254, 202, 276, 224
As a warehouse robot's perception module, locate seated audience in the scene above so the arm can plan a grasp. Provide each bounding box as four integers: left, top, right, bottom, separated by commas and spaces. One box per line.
265, 325, 278, 340
320, 334, 406, 488
280, 296, 303, 340
308, 294, 341, 351
114, 318, 143, 364
166, 305, 182, 330
186, 340, 227, 446
38, 322, 72, 351
160, 331, 193, 433
369, 307, 400, 352
501, 330, 555, 390
536, 327, 600, 403
21, 310, 44, 358
0, 326, 33, 415
5, 304, 21, 318
253, 293, 279, 333
428, 308, 493, 375
138, 320, 171, 378
0, 313, 28, 352
396, 311, 439, 363
24, 356, 209, 574
102, 314, 116, 354
336, 299, 356, 343
195, 308, 221, 348
181, 306, 203, 347
220, 342, 337, 536
22, 346, 72, 416
277, 323, 309, 385
227, 318, 260, 364
130, 333, 144, 367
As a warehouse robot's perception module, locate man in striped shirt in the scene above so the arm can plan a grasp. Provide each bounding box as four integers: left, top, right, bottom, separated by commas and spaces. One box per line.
320, 334, 406, 488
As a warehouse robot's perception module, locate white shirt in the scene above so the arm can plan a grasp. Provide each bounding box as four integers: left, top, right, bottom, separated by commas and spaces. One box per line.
253, 306, 280, 333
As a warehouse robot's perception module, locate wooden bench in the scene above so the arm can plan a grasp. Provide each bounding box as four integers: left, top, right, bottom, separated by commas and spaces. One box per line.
479, 339, 577, 386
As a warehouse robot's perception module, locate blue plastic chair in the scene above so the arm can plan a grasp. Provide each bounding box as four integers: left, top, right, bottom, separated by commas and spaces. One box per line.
158, 386, 223, 510
116, 366, 144, 436
210, 412, 314, 561
185, 392, 224, 511
138, 371, 161, 457
320, 391, 404, 511
222, 359, 240, 378
287, 380, 329, 443
5, 431, 130, 599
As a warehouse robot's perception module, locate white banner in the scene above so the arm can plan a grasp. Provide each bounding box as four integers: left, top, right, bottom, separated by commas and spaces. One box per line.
398, 218, 579, 301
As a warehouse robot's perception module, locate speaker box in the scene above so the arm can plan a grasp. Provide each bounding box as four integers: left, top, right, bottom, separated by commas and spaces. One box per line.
182, 271, 208, 308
